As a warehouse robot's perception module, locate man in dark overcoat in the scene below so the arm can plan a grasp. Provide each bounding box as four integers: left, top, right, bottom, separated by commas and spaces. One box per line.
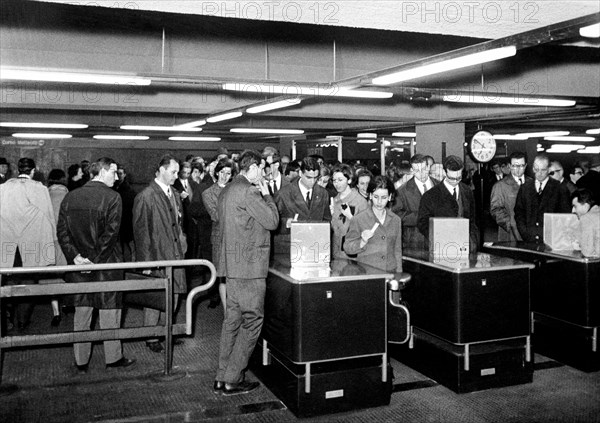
214, 150, 279, 395
57, 157, 135, 373
417, 155, 480, 253
514, 153, 571, 243
132, 154, 187, 353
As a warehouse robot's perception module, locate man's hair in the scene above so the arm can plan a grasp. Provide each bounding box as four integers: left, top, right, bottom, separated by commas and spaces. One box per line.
67, 164, 81, 178
443, 155, 464, 172
238, 149, 262, 172
156, 154, 177, 172
410, 154, 428, 166
48, 169, 67, 187
509, 151, 527, 163
549, 160, 563, 170
576, 159, 591, 172
89, 157, 115, 178
191, 161, 204, 174
331, 163, 354, 183
300, 157, 320, 173
17, 158, 36, 175
534, 153, 550, 167
284, 160, 301, 176
262, 146, 280, 164
571, 188, 596, 208
308, 154, 324, 162
424, 155, 435, 166
179, 160, 192, 170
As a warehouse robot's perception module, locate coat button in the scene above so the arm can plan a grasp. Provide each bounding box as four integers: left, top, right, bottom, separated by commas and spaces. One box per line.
535, 222, 539, 226
381, 255, 385, 260
382, 235, 386, 240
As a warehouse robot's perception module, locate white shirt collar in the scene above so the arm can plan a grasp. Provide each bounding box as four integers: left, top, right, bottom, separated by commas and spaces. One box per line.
272, 172, 282, 189
154, 178, 171, 196
443, 179, 458, 195
536, 177, 549, 190
298, 179, 311, 199
414, 177, 430, 194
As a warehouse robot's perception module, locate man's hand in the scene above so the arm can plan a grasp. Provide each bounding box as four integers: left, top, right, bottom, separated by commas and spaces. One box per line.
74, 254, 92, 265
257, 178, 271, 197
180, 191, 189, 200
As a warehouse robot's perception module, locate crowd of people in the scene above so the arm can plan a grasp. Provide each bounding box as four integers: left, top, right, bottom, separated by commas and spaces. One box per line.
1, 149, 599, 395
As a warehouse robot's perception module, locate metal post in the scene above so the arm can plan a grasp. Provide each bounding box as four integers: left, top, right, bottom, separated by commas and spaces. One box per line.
164, 266, 174, 376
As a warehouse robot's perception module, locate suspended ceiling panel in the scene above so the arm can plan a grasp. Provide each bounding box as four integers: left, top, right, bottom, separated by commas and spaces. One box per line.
34, 0, 600, 40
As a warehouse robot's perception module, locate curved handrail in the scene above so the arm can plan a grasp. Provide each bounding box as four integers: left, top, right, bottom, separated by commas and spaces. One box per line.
185, 261, 217, 335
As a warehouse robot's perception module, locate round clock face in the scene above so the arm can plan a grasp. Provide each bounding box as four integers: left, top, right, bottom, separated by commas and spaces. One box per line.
470, 131, 496, 163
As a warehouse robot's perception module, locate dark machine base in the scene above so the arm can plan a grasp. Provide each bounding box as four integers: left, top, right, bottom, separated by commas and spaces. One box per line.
250, 348, 391, 418
533, 318, 599, 373
391, 335, 533, 393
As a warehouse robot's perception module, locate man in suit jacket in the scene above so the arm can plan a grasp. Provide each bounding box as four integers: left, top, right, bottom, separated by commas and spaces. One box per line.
1, 158, 56, 331
515, 154, 571, 243
133, 154, 187, 353
418, 155, 480, 253
576, 157, 600, 202
214, 150, 279, 395
0, 157, 9, 184
58, 157, 135, 372
393, 154, 439, 251
490, 151, 531, 242
274, 156, 332, 252
262, 146, 290, 196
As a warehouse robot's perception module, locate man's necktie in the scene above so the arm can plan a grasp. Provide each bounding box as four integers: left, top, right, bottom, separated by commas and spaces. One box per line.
538, 183, 542, 195
519, 178, 523, 185
306, 191, 312, 208
167, 188, 172, 198
453, 187, 458, 202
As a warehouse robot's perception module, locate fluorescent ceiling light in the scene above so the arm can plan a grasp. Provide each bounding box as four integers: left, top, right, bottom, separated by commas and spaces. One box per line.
578, 146, 600, 154
207, 111, 243, 123
391, 132, 416, 137
545, 144, 584, 152
372, 46, 517, 85
169, 136, 221, 141
580, 23, 600, 38
586, 128, 600, 135
246, 98, 302, 114
93, 135, 149, 140
176, 120, 207, 128
515, 131, 570, 138
1, 122, 88, 129
222, 83, 392, 99
0, 68, 151, 85
357, 132, 377, 143
545, 136, 595, 142
120, 125, 202, 132
443, 95, 575, 107
230, 128, 304, 134
492, 134, 529, 140
357, 139, 377, 144
12, 133, 72, 139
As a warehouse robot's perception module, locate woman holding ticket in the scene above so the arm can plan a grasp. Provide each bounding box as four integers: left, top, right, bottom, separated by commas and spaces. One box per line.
344, 175, 403, 273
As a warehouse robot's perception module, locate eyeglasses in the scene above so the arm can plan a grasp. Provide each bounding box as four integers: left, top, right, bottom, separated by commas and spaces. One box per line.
533, 167, 549, 173
446, 175, 462, 182
510, 164, 526, 169
572, 171, 583, 175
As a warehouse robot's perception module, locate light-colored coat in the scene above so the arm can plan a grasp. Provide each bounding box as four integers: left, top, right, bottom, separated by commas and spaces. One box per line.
490, 176, 531, 241
0, 177, 56, 267
344, 207, 403, 273
331, 188, 368, 259
577, 205, 600, 258
218, 175, 279, 279
48, 183, 69, 266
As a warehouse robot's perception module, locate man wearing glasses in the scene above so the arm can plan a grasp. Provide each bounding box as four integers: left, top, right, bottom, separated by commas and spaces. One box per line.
393, 154, 440, 250
514, 153, 571, 243
549, 160, 576, 194
417, 155, 479, 253
490, 152, 531, 242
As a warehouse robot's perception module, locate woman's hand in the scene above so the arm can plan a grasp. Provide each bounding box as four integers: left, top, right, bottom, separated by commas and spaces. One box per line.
340, 205, 353, 219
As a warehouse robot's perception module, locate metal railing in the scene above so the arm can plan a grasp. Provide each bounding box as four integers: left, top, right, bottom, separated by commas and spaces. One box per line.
0, 259, 216, 381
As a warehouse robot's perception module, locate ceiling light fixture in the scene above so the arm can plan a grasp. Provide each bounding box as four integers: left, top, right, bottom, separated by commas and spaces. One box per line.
246, 98, 302, 114
230, 128, 304, 134
207, 111, 243, 123
169, 136, 221, 141
0, 68, 152, 85
93, 135, 149, 140
120, 125, 202, 132
492, 134, 529, 140
586, 128, 600, 135
515, 131, 570, 138
357, 132, 377, 143
545, 144, 585, 152
443, 95, 575, 107
391, 132, 416, 137
222, 83, 392, 99
545, 136, 595, 142
371, 46, 517, 85
176, 120, 207, 128
1, 122, 88, 129
12, 133, 72, 139
577, 146, 600, 154
580, 23, 600, 38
